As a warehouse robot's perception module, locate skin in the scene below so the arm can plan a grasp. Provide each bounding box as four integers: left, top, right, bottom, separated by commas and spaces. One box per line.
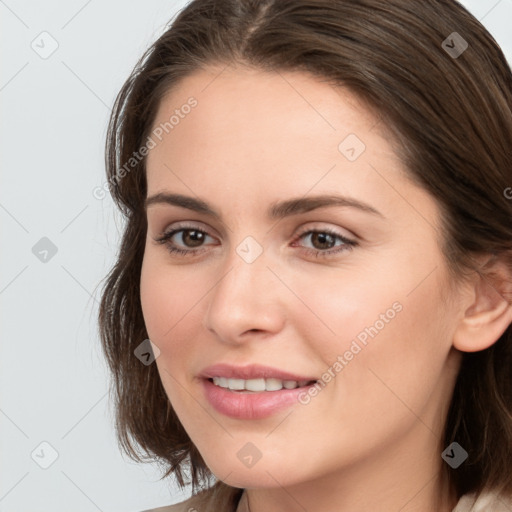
139, 64, 512, 512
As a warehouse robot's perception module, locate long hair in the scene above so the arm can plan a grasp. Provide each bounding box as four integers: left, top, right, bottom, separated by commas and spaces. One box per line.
98, 0, 512, 498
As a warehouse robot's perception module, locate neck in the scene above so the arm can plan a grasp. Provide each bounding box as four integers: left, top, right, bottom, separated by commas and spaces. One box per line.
243, 427, 459, 512
244, 470, 458, 512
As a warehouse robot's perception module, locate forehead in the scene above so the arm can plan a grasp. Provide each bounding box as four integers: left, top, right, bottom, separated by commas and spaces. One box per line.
150, 64, 381, 147
148, 66, 393, 177
143, 65, 433, 229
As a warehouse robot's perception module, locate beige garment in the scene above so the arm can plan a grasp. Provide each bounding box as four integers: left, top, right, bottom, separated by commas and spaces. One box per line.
143, 482, 512, 512
142, 481, 244, 512
452, 491, 512, 512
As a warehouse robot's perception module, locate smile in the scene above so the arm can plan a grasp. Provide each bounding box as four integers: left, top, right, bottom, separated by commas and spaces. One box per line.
209, 377, 317, 392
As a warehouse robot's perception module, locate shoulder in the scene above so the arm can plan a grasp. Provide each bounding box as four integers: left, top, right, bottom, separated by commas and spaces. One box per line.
139, 495, 198, 512
140, 495, 197, 512
140, 481, 245, 512
453, 490, 512, 512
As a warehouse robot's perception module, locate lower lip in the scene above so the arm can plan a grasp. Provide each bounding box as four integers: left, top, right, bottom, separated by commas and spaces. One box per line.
201, 378, 317, 419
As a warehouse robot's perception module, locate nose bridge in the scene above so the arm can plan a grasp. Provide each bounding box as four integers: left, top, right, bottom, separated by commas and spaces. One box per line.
203, 236, 284, 341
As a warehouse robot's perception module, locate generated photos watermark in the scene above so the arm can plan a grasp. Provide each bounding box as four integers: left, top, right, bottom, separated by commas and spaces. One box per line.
298, 301, 403, 405
93, 96, 198, 200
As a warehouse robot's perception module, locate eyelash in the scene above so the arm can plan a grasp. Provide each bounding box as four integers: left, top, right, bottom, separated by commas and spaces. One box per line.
154, 223, 357, 259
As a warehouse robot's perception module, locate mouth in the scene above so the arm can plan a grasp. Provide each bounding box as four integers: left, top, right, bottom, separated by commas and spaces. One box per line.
207, 376, 318, 393
199, 364, 320, 418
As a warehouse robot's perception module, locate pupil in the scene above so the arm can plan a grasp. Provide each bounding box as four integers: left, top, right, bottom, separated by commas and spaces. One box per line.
313, 232, 334, 250
184, 230, 204, 247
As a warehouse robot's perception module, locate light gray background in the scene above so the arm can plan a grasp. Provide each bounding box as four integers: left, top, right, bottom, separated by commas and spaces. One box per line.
1, 1, 511, 511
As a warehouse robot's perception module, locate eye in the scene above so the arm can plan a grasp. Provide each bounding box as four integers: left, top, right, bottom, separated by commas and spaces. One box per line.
154, 224, 217, 257
292, 228, 357, 258
154, 224, 357, 259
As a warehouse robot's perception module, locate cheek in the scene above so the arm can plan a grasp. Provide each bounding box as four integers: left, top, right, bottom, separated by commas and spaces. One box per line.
327, 268, 456, 432
288, 248, 455, 417
279, 262, 403, 362
139, 253, 205, 416
140, 252, 202, 346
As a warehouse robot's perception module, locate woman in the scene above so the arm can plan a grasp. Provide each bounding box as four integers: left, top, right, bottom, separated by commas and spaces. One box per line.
98, 0, 512, 510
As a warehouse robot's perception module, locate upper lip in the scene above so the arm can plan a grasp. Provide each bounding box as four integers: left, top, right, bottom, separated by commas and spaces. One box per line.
199, 363, 318, 382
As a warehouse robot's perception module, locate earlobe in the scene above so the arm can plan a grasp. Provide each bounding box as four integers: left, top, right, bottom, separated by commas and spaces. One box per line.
452, 256, 512, 353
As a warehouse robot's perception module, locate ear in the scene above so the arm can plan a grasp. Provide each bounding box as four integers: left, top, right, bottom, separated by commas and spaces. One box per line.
453, 254, 512, 353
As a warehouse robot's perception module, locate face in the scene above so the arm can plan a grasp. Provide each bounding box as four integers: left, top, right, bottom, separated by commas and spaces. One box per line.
140, 65, 464, 490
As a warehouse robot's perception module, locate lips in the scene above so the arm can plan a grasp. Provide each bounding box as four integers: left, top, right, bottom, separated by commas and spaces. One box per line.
199, 363, 318, 382
199, 363, 319, 419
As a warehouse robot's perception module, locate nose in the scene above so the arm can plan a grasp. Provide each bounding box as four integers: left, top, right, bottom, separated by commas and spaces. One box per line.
202, 244, 286, 345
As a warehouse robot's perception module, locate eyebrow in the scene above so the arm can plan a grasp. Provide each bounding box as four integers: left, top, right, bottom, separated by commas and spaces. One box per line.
144, 192, 384, 220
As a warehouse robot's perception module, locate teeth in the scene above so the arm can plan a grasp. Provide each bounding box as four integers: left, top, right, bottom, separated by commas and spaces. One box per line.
265, 378, 284, 391
227, 378, 245, 390
245, 378, 266, 392
211, 377, 313, 392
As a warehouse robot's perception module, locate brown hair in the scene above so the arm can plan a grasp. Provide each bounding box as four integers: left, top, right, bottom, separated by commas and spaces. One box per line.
98, 0, 512, 499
